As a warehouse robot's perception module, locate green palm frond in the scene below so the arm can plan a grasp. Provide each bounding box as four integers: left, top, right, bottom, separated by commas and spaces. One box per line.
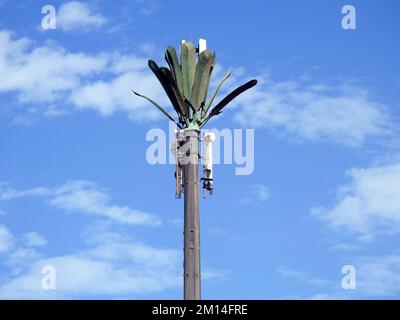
202, 69, 231, 118
132, 42, 257, 130
190, 50, 214, 111
180, 42, 196, 99
132, 90, 182, 128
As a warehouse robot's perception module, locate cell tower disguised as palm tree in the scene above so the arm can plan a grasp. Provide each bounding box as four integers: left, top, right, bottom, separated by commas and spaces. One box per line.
133, 39, 257, 300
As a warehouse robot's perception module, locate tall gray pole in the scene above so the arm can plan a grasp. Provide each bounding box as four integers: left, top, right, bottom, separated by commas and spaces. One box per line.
182, 129, 201, 300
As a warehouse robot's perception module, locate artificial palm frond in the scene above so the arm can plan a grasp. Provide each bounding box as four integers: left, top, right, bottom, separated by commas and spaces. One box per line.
148, 60, 187, 117
180, 42, 196, 99
200, 79, 257, 128
190, 49, 214, 111
208, 79, 258, 117
132, 90, 182, 128
165, 46, 183, 95
202, 69, 231, 118
132, 42, 257, 130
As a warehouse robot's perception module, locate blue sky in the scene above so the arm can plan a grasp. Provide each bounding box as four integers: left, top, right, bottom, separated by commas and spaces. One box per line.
0, 0, 399, 299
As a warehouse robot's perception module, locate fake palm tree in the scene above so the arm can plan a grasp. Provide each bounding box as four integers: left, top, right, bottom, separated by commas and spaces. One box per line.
133, 41, 257, 300
133, 41, 257, 130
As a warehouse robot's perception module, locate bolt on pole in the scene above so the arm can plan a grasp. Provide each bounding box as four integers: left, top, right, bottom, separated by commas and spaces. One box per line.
182, 129, 201, 300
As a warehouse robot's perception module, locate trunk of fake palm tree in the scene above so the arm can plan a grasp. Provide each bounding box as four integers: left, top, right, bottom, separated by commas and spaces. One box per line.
182, 129, 201, 300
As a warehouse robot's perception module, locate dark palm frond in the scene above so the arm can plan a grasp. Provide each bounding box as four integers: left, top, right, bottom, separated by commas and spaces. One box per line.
165, 46, 183, 95
132, 43, 257, 130
200, 79, 257, 128
208, 79, 257, 117
148, 60, 187, 117
159, 67, 188, 117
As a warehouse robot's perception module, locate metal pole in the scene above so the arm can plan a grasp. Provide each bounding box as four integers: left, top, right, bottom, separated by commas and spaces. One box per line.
182, 129, 201, 300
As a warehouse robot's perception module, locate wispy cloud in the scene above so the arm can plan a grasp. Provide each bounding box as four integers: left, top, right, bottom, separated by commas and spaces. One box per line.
22, 232, 47, 248
0, 224, 14, 253
312, 160, 400, 243
3, 28, 395, 148
240, 184, 269, 205
57, 1, 107, 32
0, 189, 228, 298
355, 255, 400, 297
202, 268, 231, 281
276, 266, 330, 287
0, 225, 45, 270
134, 0, 162, 15
293, 254, 400, 299
329, 243, 361, 251
234, 74, 396, 147
0, 180, 161, 226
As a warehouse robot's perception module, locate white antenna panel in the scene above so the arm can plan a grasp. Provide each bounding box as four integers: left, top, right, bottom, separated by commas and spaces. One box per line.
198, 39, 207, 53
202, 132, 215, 197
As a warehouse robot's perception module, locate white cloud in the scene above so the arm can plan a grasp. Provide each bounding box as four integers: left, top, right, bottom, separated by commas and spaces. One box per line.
0, 221, 229, 299
0, 182, 50, 201
303, 255, 400, 299
356, 255, 400, 297
0, 226, 44, 269
0, 220, 228, 298
69, 70, 162, 121
2, 29, 394, 149
58, 2, 107, 32
234, 74, 395, 147
202, 268, 231, 281
276, 266, 330, 287
0, 30, 165, 122
330, 243, 361, 251
139, 42, 156, 56
240, 184, 269, 205
312, 161, 400, 242
0, 180, 161, 226
23, 232, 47, 248
50, 181, 161, 225
309, 293, 341, 300
5, 247, 41, 269
135, 0, 161, 15
0, 226, 181, 299
0, 224, 13, 253
0, 31, 108, 102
